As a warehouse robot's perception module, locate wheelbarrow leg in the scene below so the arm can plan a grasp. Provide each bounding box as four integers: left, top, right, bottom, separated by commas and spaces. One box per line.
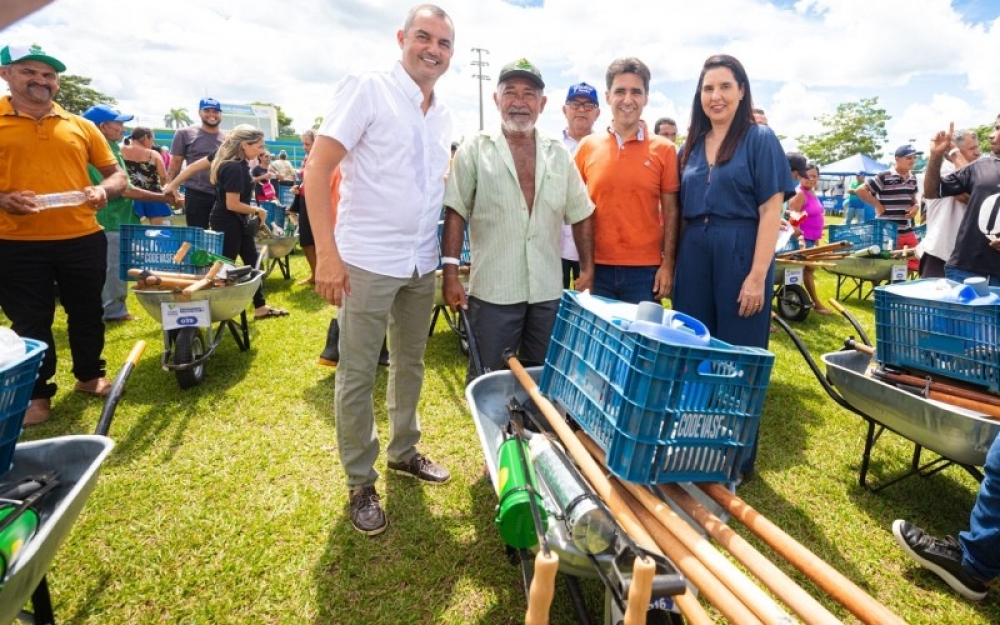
24, 575, 55, 624
562, 574, 594, 625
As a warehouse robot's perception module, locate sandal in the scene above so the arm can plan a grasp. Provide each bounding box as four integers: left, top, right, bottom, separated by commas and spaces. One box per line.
254, 306, 289, 320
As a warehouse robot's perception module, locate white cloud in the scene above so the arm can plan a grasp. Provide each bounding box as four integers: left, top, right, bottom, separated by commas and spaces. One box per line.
2, 0, 995, 153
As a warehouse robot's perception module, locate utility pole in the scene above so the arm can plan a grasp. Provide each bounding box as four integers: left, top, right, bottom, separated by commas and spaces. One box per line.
471, 47, 490, 131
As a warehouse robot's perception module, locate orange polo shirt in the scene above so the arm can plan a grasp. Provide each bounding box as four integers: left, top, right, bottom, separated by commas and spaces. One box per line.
0, 96, 116, 240
574, 128, 679, 266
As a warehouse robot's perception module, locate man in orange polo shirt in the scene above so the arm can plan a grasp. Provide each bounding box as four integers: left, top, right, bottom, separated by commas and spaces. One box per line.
0, 44, 127, 425
574, 57, 679, 304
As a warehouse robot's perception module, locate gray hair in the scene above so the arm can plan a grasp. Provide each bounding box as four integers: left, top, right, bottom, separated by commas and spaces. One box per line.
953, 128, 977, 146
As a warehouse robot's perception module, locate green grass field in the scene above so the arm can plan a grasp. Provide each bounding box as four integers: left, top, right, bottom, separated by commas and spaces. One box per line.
13, 248, 1000, 624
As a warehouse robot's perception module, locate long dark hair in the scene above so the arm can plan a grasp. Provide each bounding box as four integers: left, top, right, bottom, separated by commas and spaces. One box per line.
680, 54, 756, 172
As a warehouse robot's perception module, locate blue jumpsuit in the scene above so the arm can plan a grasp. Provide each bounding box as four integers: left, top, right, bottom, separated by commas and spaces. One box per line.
673, 124, 794, 476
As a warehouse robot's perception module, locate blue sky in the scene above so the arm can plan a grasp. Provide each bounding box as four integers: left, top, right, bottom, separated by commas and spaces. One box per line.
4, 0, 998, 161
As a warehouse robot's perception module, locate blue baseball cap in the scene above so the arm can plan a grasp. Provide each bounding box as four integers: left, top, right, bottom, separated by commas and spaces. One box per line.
82, 104, 134, 124
894, 144, 922, 158
566, 82, 599, 105
199, 98, 222, 111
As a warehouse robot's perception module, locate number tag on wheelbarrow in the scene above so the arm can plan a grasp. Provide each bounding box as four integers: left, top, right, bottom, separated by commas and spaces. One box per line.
161, 301, 210, 330
891, 264, 908, 282
784, 267, 803, 285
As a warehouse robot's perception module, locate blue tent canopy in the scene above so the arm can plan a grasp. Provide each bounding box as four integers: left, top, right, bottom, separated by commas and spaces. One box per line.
819, 153, 889, 176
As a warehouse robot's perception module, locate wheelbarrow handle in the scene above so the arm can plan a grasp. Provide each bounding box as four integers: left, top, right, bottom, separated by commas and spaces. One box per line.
524, 549, 559, 625
458, 307, 485, 380
95, 340, 147, 437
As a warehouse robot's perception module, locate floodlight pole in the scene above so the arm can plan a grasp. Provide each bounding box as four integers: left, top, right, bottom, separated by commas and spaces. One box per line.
471, 47, 490, 131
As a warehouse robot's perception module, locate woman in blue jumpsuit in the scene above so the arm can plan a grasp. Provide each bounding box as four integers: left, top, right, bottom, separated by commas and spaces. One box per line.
673, 54, 795, 476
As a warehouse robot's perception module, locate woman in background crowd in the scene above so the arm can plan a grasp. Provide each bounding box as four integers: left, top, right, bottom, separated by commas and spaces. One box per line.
122, 127, 172, 225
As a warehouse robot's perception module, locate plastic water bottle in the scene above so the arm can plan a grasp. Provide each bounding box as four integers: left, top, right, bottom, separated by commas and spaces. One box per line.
852, 245, 881, 258
34, 191, 87, 209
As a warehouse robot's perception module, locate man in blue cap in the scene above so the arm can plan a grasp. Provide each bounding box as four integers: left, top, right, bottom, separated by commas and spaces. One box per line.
856, 144, 922, 270
166, 97, 224, 228
560, 81, 600, 288
0, 43, 128, 424
83, 104, 178, 322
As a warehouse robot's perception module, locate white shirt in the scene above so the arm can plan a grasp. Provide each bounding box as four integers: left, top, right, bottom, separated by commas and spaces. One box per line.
917, 159, 965, 260
318, 62, 453, 278
561, 129, 583, 261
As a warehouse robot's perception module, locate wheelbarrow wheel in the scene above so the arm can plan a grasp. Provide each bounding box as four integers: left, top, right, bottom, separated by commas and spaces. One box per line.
776, 284, 811, 322
174, 327, 206, 389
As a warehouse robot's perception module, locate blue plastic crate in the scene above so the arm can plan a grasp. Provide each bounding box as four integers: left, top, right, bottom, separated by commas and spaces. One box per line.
827, 220, 904, 252
875, 280, 1000, 392
539, 292, 775, 484
0, 339, 47, 477
120, 225, 225, 281
260, 201, 286, 231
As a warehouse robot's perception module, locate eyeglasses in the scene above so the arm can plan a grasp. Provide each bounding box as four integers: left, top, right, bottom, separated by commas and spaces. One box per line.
566, 101, 598, 111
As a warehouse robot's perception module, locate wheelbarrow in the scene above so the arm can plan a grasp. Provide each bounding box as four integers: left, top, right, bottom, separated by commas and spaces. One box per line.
774, 301, 1000, 491
0, 341, 145, 624
132, 268, 263, 389
461, 308, 687, 624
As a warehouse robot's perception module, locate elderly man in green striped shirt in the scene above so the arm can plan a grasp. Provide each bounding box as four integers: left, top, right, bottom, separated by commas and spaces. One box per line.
441, 58, 594, 383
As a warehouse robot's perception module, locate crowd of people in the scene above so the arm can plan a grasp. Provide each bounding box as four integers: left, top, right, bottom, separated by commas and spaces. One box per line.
3, 2, 1000, 602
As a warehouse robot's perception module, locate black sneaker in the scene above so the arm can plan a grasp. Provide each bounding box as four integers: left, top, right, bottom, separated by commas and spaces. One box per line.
388, 453, 450, 484
892, 519, 989, 601
318, 318, 340, 367
349, 485, 387, 536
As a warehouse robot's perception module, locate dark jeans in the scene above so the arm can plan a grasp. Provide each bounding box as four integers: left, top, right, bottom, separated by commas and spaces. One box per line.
465, 296, 558, 385
210, 211, 266, 309
0, 231, 108, 399
561, 258, 580, 289
593, 264, 658, 304
184, 188, 216, 229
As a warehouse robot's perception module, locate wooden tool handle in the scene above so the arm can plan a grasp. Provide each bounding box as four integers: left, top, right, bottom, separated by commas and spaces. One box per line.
700, 483, 906, 625
128, 268, 203, 281
172, 241, 192, 264
180, 261, 224, 300
524, 550, 558, 625
126, 340, 147, 366
928, 389, 1000, 418
661, 484, 840, 625
873, 369, 1000, 408
844, 337, 875, 355
828, 298, 846, 314
622, 554, 655, 625
142, 276, 198, 289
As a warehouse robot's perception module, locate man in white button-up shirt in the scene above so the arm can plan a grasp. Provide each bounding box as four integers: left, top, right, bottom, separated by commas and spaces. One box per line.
304, 3, 455, 537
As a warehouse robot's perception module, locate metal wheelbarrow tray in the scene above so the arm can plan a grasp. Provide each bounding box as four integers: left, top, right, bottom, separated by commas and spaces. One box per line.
823, 257, 904, 300
0, 435, 115, 625
256, 234, 299, 280
823, 350, 1000, 467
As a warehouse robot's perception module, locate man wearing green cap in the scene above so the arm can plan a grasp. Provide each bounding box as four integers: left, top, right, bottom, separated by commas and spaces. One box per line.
441, 58, 594, 383
0, 43, 127, 425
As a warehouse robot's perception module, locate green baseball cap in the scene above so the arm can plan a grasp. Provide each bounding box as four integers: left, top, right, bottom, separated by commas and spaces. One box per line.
0, 43, 66, 73
498, 58, 544, 89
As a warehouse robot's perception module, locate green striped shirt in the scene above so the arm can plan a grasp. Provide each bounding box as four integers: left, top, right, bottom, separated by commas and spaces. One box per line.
445, 129, 593, 304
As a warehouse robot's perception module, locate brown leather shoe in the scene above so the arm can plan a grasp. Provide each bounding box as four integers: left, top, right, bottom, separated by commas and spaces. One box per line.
74, 377, 111, 397
23, 398, 51, 426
